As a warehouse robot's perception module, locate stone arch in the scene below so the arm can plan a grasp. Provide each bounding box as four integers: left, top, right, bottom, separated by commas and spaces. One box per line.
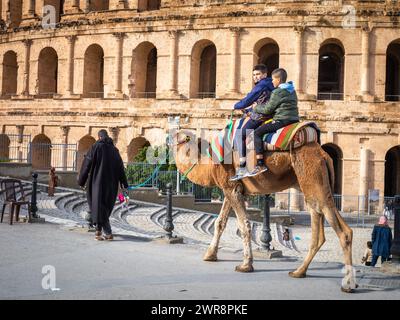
89, 0, 109, 11
322, 143, 343, 195
76, 135, 96, 171
384, 145, 400, 197
253, 38, 280, 77
31, 134, 52, 170
83, 44, 104, 98
318, 39, 345, 100
385, 40, 400, 101
131, 42, 157, 98
138, 0, 161, 11
9, 0, 22, 28
0, 134, 10, 161
2, 51, 18, 98
127, 137, 151, 162
38, 47, 58, 96
190, 40, 217, 99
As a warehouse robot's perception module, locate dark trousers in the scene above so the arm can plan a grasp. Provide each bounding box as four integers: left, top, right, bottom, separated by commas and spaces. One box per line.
371, 254, 389, 267
254, 120, 298, 155
96, 219, 112, 235
235, 119, 263, 159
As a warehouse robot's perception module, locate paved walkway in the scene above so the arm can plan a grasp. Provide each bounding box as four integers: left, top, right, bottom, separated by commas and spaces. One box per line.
1, 181, 399, 299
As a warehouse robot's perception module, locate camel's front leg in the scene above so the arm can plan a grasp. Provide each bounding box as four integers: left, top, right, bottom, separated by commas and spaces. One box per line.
228, 184, 254, 272
204, 197, 231, 261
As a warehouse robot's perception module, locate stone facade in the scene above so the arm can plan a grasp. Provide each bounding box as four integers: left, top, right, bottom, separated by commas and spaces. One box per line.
0, 0, 400, 202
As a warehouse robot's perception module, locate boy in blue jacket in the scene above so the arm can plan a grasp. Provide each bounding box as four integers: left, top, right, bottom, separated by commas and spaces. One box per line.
230, 64, 275, 181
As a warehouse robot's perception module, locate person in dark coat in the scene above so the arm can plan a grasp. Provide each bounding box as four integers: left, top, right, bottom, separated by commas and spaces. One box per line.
371, 215, 393, 267
78, 129, 128, 241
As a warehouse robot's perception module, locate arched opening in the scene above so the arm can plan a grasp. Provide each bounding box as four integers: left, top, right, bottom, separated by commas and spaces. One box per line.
76, 135, 96, 172
127, 137, 151, 162
0, 134, 10, 161
385, 41, 400, 101
190, 40, 217, 99
384, 146, 400, 197
2, 51, 18, 98
38, 47, 58, 97
89, 0, 109, 11
31, 134, 52, 170
83, 44, 104, 98
131, 42, 157, 98
138, 0, 161, 12
9, 0, 22, 28
254, 39, 280, 77
318, 40, 345, 100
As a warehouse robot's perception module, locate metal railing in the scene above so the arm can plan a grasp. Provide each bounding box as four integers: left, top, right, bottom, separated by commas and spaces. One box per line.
134, 92, 157, 99
30, 143, 77, 171
195, 92, 216, 99
82, 92, 104, 98
0, 133, 31, 163
317, 92, 344, 100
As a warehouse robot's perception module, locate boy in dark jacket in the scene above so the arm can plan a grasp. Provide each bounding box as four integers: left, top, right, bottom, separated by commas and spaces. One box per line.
371, 215, 393, 267
250, 68, 299, 177
230, 64, 275, 181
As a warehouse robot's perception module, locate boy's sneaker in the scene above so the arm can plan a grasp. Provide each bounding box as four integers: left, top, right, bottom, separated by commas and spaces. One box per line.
230, 167, 248, 181
95, 231, 104, 241
247, 165, 268, 177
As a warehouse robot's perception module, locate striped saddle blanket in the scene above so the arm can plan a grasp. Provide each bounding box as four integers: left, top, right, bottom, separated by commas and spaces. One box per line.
207, 117, 320, 163
262, 121, 320, 151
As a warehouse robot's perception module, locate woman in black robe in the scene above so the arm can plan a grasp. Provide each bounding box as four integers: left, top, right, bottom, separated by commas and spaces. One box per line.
78, 130, 128, 240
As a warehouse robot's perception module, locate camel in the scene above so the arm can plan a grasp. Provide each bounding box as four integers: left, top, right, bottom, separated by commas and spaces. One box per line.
171, 128, 357, 292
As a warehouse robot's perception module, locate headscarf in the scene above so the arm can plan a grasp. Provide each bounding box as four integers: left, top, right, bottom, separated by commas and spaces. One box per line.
378, 215, 388, 226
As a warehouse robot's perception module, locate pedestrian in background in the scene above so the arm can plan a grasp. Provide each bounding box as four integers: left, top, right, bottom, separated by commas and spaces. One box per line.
371, 215, 393, 267
78, 129, 128, 241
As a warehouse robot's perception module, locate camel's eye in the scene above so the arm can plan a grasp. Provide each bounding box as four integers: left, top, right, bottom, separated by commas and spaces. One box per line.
185, 136, 191, 142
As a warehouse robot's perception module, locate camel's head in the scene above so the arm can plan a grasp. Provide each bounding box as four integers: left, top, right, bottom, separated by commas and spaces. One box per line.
169, 130, 204, 165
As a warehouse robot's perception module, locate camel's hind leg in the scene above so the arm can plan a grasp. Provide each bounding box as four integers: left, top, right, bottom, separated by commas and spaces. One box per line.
289, 208, 325, 278
203, 196, 231, 261
226, 184, 254, 272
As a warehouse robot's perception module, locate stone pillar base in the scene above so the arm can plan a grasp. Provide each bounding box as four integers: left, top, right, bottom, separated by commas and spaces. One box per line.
61, 93, 81, 99
361, 93, 375, 102
253, 248, 283, 259
154, 236, 184, 244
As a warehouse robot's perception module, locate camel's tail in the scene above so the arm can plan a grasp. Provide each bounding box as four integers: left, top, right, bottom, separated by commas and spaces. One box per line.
322, 151, 335, 194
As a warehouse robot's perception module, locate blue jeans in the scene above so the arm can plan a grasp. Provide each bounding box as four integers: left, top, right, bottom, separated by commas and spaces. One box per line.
371, 255, 389, 267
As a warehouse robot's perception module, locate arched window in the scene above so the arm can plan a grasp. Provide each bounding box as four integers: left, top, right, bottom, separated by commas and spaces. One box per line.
31, 134, 52, 170
38, 47, 58, 97
385, 41, 400, 101
190, 40, 217, 99
254, 39, 280, 77
89, 0, 109, 11
77, 135, 96, 172
83, 44, 104, 98
2, 51, 18, 98
384, 146, 400, 197
131, 42, 157, 98
318, 40, 345, 100
138, 0, 161, 12
127, 137, 150, 162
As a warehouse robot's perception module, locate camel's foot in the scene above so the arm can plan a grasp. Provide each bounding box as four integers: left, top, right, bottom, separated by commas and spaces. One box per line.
288, 270, 306, 278
341, 286, 355, 293
203, 250, 218, 262
235, 264, 254, 273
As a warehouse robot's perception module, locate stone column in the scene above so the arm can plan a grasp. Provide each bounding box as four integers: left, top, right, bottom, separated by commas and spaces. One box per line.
65, 35, 77, 97
113, 32, 126, 98
64, 0, 81, 13
21, 39, 32, 97
16, 125, 24, 162
228, 27, 241, 95
359, 146, 370, 212
60, 126, 70, 170
22, 0, 35, 18
167, 30, 179, 97
289, 188, 302, 211
294, 25, 305, 95
361, 24, 372, 100
109, 127, 120, 145
84, 0, 90, 12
